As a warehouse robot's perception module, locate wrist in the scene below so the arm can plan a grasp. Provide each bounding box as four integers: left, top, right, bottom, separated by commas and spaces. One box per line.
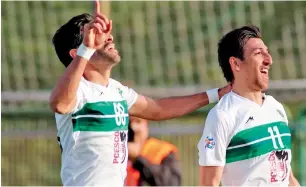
206, 88, 219, 104
76, 43, 96, 60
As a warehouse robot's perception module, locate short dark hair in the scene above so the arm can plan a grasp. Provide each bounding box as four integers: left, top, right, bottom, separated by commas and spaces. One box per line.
52, 13, 93, 67
218, 25, 262, 82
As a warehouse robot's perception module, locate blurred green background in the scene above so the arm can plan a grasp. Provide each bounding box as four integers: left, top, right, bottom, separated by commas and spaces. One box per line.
1, 1, 306, 186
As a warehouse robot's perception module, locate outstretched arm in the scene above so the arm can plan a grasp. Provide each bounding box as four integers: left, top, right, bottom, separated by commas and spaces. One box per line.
129, 85, 231, 121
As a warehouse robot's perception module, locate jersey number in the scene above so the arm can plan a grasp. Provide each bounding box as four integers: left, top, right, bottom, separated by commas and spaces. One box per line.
113, 103, 126, 126
267, 126, 284, 149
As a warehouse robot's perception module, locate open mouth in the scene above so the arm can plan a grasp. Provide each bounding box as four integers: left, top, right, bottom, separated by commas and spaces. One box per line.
106, 43, 115, 51
260, 67, 269, 77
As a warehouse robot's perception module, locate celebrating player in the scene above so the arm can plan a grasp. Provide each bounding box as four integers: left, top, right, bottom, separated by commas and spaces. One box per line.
49, 1, 231, 186
197, 25, 300, 186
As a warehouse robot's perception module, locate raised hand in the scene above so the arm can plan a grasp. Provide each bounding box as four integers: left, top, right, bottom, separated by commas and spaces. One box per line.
82, 0, 112, 49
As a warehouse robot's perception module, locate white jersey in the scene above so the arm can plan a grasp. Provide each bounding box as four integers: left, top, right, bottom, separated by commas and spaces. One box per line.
198, 92, 292, 186
55, 77, 138, 187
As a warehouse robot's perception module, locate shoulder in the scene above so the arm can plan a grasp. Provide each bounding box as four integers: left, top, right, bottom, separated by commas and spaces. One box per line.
109, 78, 121, 85
77, 77, 91, 94
265, 94, 283, 107
205, 93, 238, 130
214, 92, 238, 113
109, 78, 124, 88
207, 107, 228, 121
109, 78, 133, 92
265, 94, 287, 113
265, 94, 288, 121
205, 105, 232, 129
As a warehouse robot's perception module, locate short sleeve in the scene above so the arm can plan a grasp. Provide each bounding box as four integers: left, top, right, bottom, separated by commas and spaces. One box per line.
197, 108, 230, 166
120, 85, 138, 109
55, 81, 87, 127
279, 104, 289, 124
69, 81, 87, 114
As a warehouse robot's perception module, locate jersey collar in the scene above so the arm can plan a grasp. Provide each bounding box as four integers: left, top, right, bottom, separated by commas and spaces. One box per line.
230, 91, 267, 108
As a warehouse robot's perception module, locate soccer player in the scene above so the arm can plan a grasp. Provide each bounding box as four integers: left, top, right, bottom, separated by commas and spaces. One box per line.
197, 25, 300, 186
49, 1, 231, 186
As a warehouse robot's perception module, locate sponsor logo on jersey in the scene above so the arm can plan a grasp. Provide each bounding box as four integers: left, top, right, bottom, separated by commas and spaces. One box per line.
204, 136, 215, 149
113, 131, 127, 164
268, 150, 289, 183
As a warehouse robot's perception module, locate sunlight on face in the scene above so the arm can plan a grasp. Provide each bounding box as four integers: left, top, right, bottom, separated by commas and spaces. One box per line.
239, 38, 273, 91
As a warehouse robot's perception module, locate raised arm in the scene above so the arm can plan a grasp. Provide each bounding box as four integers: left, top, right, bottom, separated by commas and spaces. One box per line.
49, 1, 111, 114
49, 56, 88, 114
128, 85, 231, 121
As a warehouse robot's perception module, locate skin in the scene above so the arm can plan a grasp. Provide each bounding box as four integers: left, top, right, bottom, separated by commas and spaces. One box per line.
127, 117, 149, 162
49, 0, 232, 121
199, 37, 300, 186
230, 38, 272, 106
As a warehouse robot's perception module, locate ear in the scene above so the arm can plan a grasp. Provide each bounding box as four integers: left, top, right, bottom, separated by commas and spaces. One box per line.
69, 49, 77, 58
229, 56, 241, 72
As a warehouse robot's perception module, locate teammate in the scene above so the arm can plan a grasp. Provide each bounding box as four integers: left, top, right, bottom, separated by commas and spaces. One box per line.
49, 1, 231, 186
197, 25, 300, 186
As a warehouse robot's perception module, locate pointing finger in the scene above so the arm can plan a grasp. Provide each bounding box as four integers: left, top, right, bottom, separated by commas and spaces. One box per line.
95, 0, 100, 15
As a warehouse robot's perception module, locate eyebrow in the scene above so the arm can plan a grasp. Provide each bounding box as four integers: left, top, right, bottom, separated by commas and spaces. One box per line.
251, 47, 269, 52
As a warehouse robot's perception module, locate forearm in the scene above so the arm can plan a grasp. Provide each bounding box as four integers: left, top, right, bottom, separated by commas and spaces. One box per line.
199, 166, 223, 186
49, 56, 88, 113
289, 171, 300, 187
138, 92, 209, 120
129, 86, 229, 120
199, 175, 220, 186
155, 92, 210, 120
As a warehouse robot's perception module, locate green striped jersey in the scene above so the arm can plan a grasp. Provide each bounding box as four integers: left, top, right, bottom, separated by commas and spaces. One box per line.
198, 91, 292, 186
55, 77, 138, 187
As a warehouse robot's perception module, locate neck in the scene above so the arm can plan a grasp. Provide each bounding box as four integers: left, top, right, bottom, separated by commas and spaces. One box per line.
83, 64, 112, 86
232, 82, 264, 105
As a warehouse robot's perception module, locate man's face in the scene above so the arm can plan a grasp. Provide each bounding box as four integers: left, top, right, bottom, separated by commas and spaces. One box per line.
238, 38, 273, 91
94, 33, 121, 64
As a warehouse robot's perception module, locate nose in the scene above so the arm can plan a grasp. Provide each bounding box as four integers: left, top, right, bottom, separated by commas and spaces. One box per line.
263, 52, 273, 66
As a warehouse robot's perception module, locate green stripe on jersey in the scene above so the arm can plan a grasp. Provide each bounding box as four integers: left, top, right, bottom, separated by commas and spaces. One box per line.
72, 101, 129, 132
226, 136, 290, 163
228, 121, 289, 147
226, 121, 291, 163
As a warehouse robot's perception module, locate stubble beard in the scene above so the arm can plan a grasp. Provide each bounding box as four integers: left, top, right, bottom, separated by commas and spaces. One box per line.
94, 49, 121, 65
